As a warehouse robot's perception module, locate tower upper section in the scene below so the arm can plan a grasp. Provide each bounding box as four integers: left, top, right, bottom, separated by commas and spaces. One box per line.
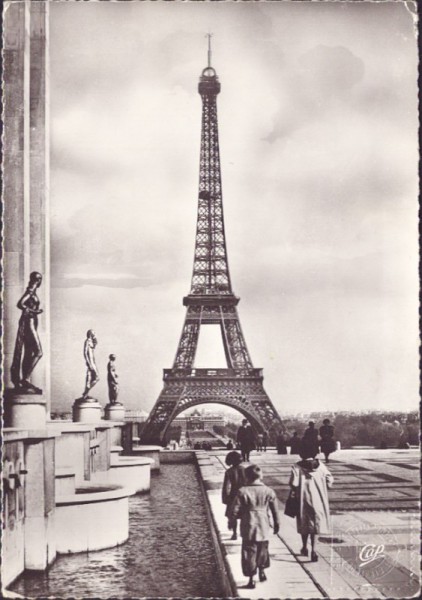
187, 44, 234, 301
198, 67, 221, 96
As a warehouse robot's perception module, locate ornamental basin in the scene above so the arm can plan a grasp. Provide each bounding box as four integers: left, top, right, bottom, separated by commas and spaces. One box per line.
55, 483, 135, 554
130, 444, 162, 471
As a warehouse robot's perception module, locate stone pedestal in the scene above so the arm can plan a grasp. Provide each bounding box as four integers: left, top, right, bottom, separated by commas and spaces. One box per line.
4, 389, 47, 429
104, 403, 125, 422
72, 398, 102, 423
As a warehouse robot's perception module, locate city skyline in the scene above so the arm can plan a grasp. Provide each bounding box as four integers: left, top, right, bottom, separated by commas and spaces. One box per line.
49, 1, 418, 415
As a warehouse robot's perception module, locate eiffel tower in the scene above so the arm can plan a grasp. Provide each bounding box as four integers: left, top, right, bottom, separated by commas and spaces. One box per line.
141, 39, 283, 444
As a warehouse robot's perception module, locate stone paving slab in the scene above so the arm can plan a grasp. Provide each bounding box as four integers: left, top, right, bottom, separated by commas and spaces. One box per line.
197, 448, 420, 599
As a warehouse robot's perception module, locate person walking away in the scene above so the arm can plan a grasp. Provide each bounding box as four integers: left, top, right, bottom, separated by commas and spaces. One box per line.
288, 446, 333, 562
244, 423, 256, 461
319, 419, 336, 463
256, 433, 264, 452
290, 432, 301, 455
222, 451, 246, 540
230, 465, 280, 589
237, 419, 248, 461
276, 431, 287, 454
262, 431, 268, 452
302, 421, 319, 458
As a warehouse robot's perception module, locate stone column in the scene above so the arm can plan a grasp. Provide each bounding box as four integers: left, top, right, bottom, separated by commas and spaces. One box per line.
3, 0, 30, 390
29, 0, 50, 404
3, 0, 50, 421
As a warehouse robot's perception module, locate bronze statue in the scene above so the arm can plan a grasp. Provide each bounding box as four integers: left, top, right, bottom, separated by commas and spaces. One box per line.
107, 354, 119, 404
82, 330, 99, 399
11, 271, 43, 393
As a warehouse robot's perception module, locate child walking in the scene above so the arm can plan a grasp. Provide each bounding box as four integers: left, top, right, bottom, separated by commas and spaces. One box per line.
230, 464, 280, 589
222, 451, 246, 540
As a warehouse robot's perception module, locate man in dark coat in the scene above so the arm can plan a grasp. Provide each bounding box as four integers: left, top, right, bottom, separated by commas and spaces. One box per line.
302, 421, 319, 458
276, 431, 287, 454
290, 432, 301, 455
237, 419, 249, 461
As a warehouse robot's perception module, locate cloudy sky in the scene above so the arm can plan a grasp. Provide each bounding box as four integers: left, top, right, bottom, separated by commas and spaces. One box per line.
49, 0, 419, 416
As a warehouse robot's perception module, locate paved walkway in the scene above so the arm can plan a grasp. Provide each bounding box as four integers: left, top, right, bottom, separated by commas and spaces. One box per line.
196, 448, 420, 599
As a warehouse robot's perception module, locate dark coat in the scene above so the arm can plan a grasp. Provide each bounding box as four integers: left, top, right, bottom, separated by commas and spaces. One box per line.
222, 464, 246, 517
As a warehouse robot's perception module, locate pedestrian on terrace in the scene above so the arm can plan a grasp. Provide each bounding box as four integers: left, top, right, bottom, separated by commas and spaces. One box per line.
302, 421, 319, 458
290, 432, 301, 455
237, 420, 255, 462
230, 464, 280, 589
288, 444, 333, 562
319, 419, 336, 463
222, 451, 246, 540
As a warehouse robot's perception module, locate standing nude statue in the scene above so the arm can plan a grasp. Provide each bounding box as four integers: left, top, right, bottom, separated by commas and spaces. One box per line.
82, 330, 99, 399
11, 271, 44, 393
107, 354, 119, 404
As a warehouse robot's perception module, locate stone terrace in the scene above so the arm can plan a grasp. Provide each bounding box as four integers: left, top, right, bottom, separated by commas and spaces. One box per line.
196, 448, 420, 599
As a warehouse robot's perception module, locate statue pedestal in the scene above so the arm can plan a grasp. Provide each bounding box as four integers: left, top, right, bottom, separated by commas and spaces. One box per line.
4, 389, 47, 429
104, 403, 125, 422
72, 397, 102, 423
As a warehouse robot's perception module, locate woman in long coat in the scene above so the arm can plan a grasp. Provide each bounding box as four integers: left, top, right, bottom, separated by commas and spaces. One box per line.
288, 448, 333, 562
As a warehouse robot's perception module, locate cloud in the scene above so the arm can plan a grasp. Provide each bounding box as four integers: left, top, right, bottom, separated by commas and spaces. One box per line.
264, 45, 365, 143
53, 273, 150, 289
48, 1, 419, 414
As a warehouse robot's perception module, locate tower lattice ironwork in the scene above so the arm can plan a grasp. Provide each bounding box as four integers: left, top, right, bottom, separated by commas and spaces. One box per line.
141, 42, 283, 444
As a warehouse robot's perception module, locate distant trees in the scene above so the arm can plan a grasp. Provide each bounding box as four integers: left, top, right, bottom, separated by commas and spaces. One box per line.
278, 411, 418, 449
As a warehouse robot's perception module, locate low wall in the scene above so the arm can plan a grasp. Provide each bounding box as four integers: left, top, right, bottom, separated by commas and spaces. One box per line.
194, 453, 237, 597
2, 429, 60, 587
96, 457, 153, 493
129, 445, 161, 471
160, 450, 194, 464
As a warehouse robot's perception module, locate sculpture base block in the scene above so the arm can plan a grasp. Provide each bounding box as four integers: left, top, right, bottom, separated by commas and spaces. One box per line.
104, 403, 125, 421
72, 398, 102, 423
4, 390, 47, 429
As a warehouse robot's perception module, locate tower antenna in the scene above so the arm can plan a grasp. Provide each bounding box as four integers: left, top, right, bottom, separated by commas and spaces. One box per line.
206, 33, 213, 68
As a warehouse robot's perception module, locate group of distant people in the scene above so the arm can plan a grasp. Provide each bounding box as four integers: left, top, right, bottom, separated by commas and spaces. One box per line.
228, 418, 336, 464
221, 439, 334, 589
193, 441, 212, 450
278, 419, 336, 463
